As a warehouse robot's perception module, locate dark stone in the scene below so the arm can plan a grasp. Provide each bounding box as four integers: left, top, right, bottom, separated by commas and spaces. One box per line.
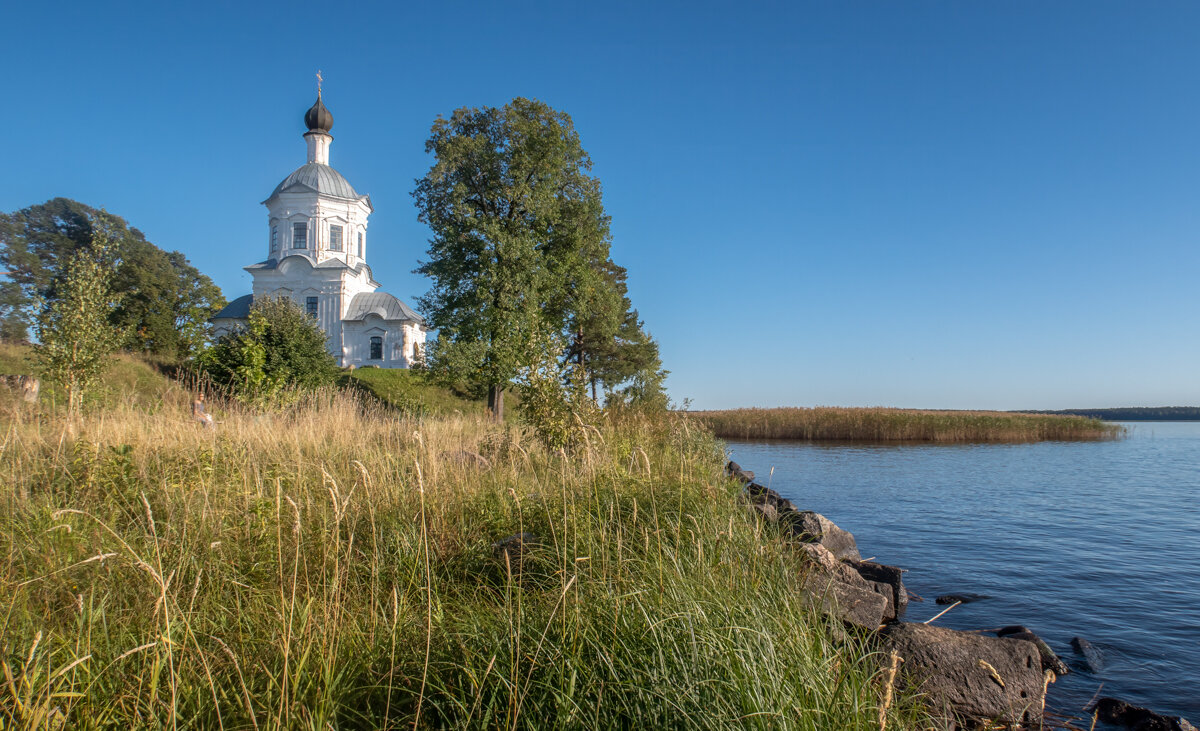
994, 628, 1070, 677
750, 501, 777, 523
787, 511, 861, 561
850, 560, 908, 616
881, 622, 1045, 728
725, 460, 755, 484
935, 593, 989, 605
743, 483, 798, 514
1071, 636, 1105, 672
492, 533, 541, 572
865, 579, 898, 621
1094, 697, 1197, 731
798, 543, 872, 589
802, 572, 888, 630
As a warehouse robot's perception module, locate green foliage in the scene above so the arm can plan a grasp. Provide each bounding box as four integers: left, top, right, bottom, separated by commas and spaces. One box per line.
414, 98, 630, 417
515, 330, 598, 450
568, 259, 668, 406
197, 296, 337, 402
33, 232, 125, 413
0, 197, 225, 357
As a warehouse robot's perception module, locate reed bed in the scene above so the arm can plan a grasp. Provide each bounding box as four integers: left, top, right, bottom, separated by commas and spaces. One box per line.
0, 385, 930, 729
693, 407, 1124, 443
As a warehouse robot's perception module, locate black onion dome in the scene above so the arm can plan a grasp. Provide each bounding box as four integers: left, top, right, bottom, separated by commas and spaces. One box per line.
304, 96, 333, 133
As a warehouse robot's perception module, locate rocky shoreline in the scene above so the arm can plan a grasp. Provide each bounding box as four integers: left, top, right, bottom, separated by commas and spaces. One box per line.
727, 461, 1195, 731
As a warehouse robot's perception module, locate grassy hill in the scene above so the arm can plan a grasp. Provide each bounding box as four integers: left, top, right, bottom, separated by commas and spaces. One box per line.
340, 366, 484, 417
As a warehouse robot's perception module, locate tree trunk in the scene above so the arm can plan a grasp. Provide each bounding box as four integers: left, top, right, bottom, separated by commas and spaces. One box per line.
487, 384, 504, 422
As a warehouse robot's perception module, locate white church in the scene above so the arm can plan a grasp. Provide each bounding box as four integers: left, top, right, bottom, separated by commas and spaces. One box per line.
211, 92, 427, 368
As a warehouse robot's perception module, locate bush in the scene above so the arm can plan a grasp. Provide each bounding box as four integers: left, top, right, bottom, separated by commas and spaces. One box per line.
515, 331, 598, 450
197, 296, 337, 403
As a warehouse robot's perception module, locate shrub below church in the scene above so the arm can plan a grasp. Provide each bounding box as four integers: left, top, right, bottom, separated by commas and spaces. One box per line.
197, 296, 337, 402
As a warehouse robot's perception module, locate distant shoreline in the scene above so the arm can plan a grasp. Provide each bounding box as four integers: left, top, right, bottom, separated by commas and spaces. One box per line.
1016, 406, 1200, 421
689, 406, 1124, 443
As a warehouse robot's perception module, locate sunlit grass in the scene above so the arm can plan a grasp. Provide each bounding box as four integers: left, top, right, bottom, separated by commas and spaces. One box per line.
691, 406, 1124, 443
0, 383, 931, 729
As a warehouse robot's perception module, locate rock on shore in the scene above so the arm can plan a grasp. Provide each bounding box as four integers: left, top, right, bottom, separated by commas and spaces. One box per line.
882, 622, 1047, 728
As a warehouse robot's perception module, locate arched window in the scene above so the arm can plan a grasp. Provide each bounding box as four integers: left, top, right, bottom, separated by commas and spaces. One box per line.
369, 336, 382, 360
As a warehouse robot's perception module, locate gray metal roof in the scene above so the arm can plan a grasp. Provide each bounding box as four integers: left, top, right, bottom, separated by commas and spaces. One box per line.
211, 293, 253, 320
267, 163, 360, 201
344, 292, 424, 323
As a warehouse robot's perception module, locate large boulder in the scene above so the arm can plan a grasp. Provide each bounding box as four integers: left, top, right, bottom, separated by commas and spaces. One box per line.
786, 511, 861, 561
799, 544, 897, 621
802, 572, 889, 630
881, 622, 1046, 728
1094, 698, 1196, 731
850, 560, 908, 616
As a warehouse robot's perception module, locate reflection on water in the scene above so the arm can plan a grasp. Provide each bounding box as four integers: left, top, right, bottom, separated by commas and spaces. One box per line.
727, 422, 1200, 720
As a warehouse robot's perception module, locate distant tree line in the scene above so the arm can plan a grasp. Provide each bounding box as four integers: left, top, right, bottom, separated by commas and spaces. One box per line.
1020, 407, 1200, 421
0, 197, 225, 360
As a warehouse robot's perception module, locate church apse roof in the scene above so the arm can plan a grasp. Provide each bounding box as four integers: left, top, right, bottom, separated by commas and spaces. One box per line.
211, 294, 253, 320
344, 292, 424, 324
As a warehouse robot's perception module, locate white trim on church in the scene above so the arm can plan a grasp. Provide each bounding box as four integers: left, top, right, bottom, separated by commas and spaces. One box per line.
210, 92, 427, 368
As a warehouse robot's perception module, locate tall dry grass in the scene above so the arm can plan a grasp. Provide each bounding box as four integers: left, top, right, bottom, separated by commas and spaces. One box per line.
0, 386, 931, 729
692, 407, 1124, 443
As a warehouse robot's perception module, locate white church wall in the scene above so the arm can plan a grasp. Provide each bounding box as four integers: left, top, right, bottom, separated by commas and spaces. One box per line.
265, 191, 370, 268
343, 318, 399, 368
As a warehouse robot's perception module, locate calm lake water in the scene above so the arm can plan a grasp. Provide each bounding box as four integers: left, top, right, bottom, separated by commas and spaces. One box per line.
726, 422, 1200, 723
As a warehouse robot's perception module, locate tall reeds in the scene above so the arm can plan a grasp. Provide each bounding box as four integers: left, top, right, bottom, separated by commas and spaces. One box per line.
0, 386, 930, 729
692, 407, 1124, 443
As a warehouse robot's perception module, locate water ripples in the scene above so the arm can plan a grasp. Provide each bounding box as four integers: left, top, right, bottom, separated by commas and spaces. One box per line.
727, 422, 1200, 720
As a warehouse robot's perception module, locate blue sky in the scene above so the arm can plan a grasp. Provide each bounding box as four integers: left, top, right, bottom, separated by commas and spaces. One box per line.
3, 1, 1198, 409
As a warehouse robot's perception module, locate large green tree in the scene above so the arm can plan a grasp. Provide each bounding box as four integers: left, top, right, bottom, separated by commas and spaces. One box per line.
413, 98, 619, 419
0, 198, 225, 357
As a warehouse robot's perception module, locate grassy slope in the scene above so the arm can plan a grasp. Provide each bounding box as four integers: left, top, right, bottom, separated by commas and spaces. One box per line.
0, 378, 929, 729
0, 344, 187, 413
694, 406, 1124, 442
340, 367, 485, 417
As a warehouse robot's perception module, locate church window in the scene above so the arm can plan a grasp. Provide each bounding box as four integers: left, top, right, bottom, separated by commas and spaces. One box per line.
329, 225, 343, 251
306, 296, 318, 318
358, 232, 364, 257
369, 336, 382, 360
271, 225, 278, 252
292, 222, 307, 248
